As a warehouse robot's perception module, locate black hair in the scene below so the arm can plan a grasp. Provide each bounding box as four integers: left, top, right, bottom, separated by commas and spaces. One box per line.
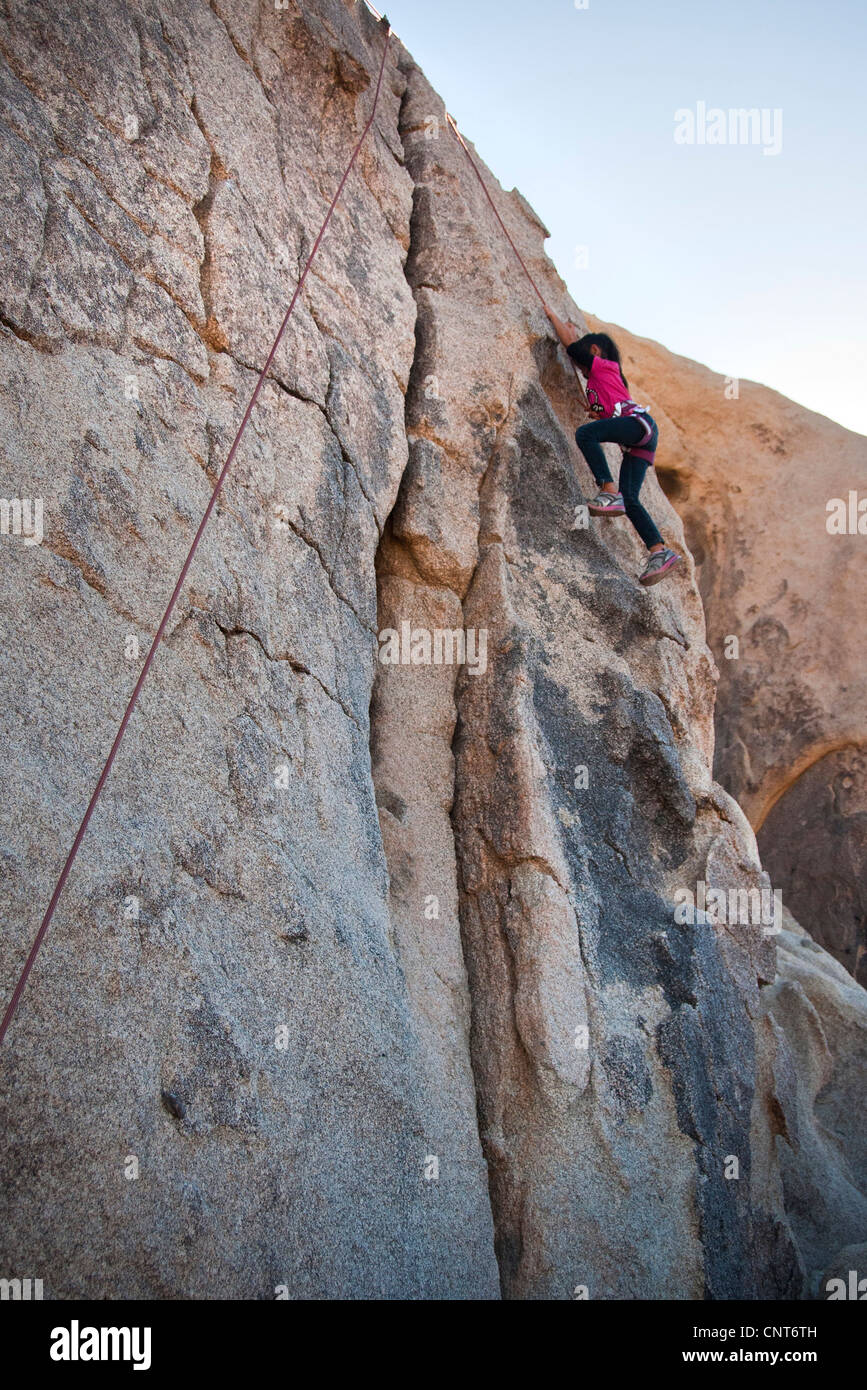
567, 332, 628, 389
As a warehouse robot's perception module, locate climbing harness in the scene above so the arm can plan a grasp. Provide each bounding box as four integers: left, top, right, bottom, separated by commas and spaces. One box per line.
0, 15, 392, 1044
445, 112, 590, 411
612, 399, 655, 447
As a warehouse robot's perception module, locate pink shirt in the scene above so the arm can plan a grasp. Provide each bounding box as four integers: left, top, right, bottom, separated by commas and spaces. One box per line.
581, 355, 657, 462
585, 356, 633, 419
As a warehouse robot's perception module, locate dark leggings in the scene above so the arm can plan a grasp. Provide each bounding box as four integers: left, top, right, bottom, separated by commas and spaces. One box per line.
575, 416, 663, 550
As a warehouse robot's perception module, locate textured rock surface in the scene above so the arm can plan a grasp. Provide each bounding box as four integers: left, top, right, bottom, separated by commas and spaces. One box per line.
761, 912, 867, 1297
0, 0, 864, 1299
584, 315, 867, 986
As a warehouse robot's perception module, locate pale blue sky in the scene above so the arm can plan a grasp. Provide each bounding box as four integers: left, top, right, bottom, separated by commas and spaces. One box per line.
385, 0, 866, 434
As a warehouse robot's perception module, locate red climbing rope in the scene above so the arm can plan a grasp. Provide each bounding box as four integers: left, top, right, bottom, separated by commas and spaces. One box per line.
445, 113, 589, 409
0, 17, 392, 1046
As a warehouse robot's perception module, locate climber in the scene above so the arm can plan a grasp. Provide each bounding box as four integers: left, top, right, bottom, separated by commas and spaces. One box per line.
544, 308, 681, 586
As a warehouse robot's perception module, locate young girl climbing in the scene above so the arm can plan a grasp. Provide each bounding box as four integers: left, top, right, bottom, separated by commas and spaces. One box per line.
544, 308, 681, 586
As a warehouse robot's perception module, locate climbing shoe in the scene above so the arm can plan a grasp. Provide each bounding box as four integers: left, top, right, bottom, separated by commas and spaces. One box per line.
639, 547, 682, 586
588, 491, 625, 516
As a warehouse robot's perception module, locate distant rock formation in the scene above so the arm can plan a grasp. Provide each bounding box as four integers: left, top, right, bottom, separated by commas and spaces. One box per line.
0, 0, 864, 1299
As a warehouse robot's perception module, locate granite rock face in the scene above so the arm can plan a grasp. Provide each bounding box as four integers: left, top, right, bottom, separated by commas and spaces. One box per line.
0, 0, 864, 1299
761, 913, 867, 1297
584, 316, 867, 988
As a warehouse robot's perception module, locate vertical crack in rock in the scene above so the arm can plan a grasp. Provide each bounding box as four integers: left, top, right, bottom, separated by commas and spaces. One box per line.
389, 56, 599, 1296
364, 65, 501, 1298
389, 51, 620, 1298
190, 97, 231, 353
391, 50, 807, 1299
